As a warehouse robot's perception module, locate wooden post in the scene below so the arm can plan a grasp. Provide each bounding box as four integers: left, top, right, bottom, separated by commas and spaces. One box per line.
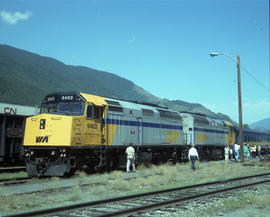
237, 55, 244, 162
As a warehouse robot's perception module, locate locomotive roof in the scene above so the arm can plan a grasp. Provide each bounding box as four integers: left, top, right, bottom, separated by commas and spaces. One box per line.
42, 91, 177, 113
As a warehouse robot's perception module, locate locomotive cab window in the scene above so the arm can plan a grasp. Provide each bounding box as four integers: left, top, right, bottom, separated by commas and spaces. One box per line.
86, 104, 104, 119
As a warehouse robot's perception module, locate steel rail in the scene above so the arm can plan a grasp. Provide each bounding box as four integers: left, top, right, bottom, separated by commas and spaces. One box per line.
0, 177, 31, 186
5, 172, 270, 217
0, 167, 26, 173
102, 176, 270, 217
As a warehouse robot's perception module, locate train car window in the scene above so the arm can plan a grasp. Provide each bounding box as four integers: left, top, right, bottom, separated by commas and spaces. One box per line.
142, 109, 154, 117
171, 112, 182, 120
86, 105, 94, 119
41, 103, 57, 113
95, 107, 104, 119
57, 103, 84, 115
194, 117, 209, 125
105, 100, 121, 106
86, 105, 104, 119
108, 106, 123, 112
157, 109, 181, 120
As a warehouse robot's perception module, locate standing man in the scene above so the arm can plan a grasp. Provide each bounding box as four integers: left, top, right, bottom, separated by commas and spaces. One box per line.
234, 143, 240, 161
243, 144, 248, 159
258, 145, 261, 159
188, 144, 199, 171
224, 145, 229, 166
126, 143, 136, 172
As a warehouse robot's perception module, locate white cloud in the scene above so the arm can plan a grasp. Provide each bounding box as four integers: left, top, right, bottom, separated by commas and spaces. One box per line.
0, 11, 32, 25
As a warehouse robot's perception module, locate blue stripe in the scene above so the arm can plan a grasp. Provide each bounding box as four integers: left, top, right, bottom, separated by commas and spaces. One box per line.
105, 118, 183, 130
195, 127, 227, 134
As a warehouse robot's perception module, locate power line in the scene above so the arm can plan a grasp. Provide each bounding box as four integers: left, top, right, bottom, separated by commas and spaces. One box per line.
240, 65, 270, 93
210, 52, 270, 93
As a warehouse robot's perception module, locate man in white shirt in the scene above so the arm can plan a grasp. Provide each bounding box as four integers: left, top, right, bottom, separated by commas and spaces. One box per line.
234, 143, 240, 161
126, 143, 136, 172
188, 144, 199, 171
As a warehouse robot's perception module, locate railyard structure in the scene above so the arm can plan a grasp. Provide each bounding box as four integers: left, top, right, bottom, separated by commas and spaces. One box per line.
0, 102, 37, 164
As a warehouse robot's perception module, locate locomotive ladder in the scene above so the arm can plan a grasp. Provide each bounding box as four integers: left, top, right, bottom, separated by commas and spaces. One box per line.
98, 115, 107, 168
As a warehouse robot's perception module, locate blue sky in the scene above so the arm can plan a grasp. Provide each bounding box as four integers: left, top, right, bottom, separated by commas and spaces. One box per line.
0, 0, 269, 124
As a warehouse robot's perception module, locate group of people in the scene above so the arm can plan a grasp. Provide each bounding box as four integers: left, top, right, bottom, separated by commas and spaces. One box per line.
224, 143, 262, 162
127, 142, 266, 172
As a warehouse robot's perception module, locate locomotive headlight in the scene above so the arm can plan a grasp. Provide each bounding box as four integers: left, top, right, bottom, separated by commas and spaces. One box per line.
40, 119, 46, 129
51, 151, 56, 156
30, 151, 34, 155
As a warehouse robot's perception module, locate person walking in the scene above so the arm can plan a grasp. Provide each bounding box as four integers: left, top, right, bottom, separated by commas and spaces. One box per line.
188, 144, 199, 171
126, 143, 136, 172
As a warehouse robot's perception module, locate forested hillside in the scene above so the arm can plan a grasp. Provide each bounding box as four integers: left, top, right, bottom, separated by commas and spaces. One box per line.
250, 118, 270, 131
0, 44, 231, 121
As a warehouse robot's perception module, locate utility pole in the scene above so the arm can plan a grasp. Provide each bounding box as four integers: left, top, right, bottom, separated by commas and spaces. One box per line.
237, 55, 244, 162
210, 52, 244, 162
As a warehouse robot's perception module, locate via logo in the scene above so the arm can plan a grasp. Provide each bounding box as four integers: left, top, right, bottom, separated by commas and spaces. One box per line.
36, 136, 49, 143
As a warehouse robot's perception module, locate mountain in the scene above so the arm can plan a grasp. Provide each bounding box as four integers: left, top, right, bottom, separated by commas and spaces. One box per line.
0, 44, 231, 121
250, 118, 270, 131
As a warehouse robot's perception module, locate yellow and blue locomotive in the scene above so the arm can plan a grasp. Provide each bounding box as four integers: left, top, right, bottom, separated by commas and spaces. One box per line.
24, 91, 244, 177
23, 92, 186, 176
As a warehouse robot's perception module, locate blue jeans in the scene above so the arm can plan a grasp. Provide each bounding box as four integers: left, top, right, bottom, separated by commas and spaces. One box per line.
190, 156, 197, 170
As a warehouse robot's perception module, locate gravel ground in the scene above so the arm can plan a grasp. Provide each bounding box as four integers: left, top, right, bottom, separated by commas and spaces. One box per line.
171, 184, 270, 217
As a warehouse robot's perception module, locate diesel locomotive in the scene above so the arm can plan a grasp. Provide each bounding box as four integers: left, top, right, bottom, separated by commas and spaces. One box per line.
22, 92, 269, 177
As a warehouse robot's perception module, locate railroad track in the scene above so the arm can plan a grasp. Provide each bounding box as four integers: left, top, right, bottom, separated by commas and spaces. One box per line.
0, 167, 26, 174
0, 177, 31, 186
6, 172, 270, 217
3, 172, 149, 196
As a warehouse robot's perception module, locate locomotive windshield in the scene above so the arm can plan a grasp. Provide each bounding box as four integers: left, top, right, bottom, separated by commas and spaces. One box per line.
41, 102, 85, 115
40, 93, 85, 116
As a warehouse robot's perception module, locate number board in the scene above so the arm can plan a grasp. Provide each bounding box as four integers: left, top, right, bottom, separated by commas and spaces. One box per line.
43, 93, 83, 103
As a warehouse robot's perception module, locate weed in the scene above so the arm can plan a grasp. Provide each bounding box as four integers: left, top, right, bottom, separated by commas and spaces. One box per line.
111, 178, 129, 191
75, 170, 87, 178
110, 170, 123, 180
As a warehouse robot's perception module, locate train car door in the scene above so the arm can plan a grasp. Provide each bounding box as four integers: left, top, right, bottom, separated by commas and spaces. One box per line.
184, 133, 193, 145
84, 104, 104, 145
137, 117, 143, 146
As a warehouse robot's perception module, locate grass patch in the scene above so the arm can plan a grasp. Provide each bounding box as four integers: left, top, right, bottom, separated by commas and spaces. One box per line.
0, 171, 28, 180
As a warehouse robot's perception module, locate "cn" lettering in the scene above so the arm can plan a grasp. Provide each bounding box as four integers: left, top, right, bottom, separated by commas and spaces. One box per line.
4, 107, 17, 115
